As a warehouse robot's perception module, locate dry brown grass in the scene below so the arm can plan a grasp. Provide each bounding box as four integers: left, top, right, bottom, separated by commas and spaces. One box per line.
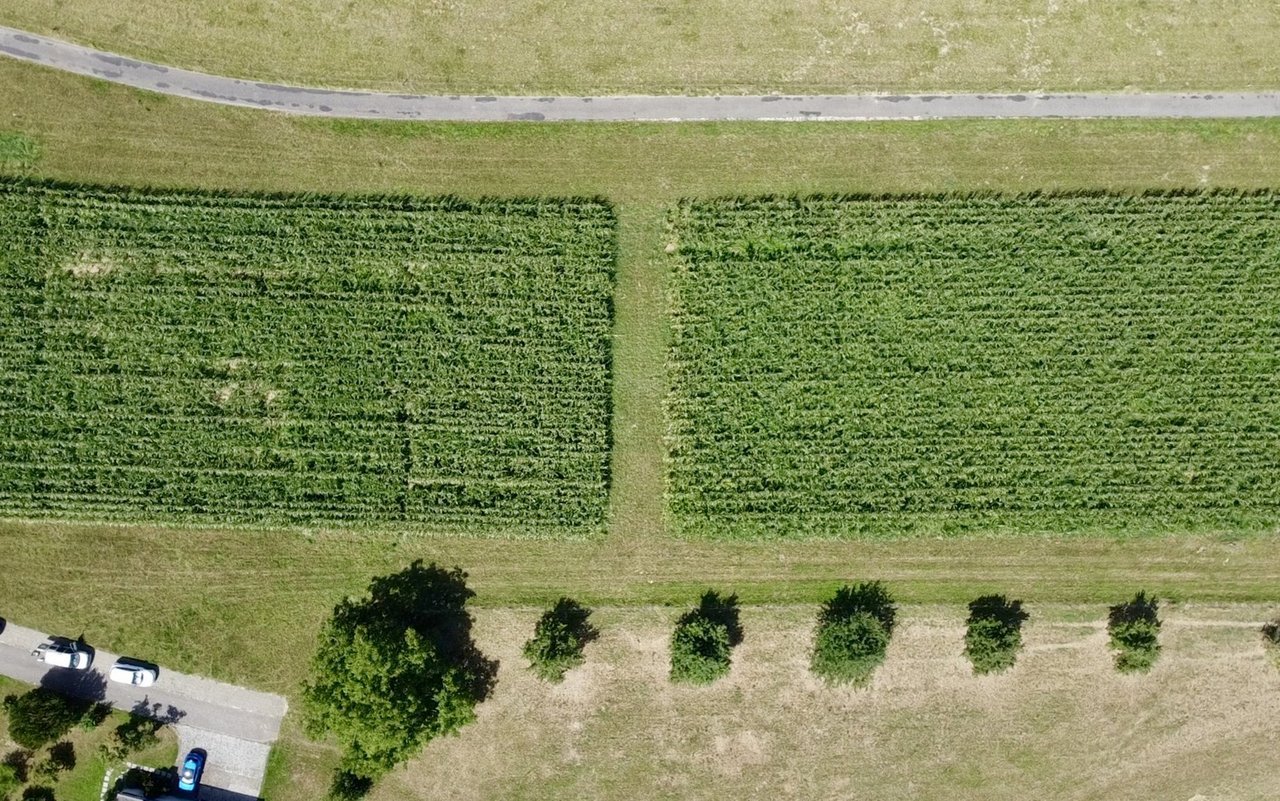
3, 0, 1278, 94
354, 604, 1280, 801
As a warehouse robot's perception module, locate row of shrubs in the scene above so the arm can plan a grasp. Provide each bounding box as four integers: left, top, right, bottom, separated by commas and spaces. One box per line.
525, 587, 1280, 686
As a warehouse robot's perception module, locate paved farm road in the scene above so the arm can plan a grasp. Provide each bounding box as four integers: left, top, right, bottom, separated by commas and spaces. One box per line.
0, 619, 285, 800
2, 26, 1279, 121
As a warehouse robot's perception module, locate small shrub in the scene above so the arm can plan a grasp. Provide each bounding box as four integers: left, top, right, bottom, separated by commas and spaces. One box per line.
80, 702, 113, 731
21, 787, 55, 801
34, 741, 75, 779
1108, 591, 1161, 673
1263, 618, 1280, 668
99, 715, 161, 762
0, 763, 20, 800
1, 751, 30, 784
4, 688, 89, 750
522, 598, 598, 683
964, 595, 1030, 674
811, 581, 897, 685
669, 591, 741, 685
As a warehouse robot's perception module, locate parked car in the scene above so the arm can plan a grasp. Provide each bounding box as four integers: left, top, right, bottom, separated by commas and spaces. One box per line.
31, 640, 92, 670
110, 659, 158, 687
177, 749, 206, 796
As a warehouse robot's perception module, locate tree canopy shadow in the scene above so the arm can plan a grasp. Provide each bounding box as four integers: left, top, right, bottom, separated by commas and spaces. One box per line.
546, 597, 600, 648
679, 590, 743, 647
345, 559, 499, 702
37, 664, 106, 704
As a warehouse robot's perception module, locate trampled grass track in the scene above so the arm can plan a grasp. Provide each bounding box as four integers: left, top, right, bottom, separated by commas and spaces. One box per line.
668, 192, 1280, 539
0, 180, 615, 536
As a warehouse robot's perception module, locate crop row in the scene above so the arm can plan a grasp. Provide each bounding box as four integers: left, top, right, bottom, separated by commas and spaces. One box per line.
667, 193, 1280, 539
0, 180, 616, 536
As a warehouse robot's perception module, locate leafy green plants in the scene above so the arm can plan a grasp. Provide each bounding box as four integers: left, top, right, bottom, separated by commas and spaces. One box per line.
811, 581, 897, 685
669, 591, 742, 685
1108, 591, 1161, 673
0, 179, 615, 538
303, 561, 496, 790
964, 595, 1029, 674
523, 598, 598, 683
3, 689, 90, 751
668, 192, 1280, 540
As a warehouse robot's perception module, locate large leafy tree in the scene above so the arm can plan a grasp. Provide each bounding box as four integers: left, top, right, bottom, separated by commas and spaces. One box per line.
302, 561, 495, 787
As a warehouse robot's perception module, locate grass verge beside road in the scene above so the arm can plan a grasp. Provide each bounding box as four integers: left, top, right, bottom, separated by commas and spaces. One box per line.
3, 0, 1279, 94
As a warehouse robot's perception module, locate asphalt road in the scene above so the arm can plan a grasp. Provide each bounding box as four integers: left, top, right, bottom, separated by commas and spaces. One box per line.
0, 619, 285, 800
3, 26, 1279, 121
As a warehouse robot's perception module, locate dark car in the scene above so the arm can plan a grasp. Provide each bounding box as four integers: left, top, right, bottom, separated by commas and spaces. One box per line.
176, 749, 206, 796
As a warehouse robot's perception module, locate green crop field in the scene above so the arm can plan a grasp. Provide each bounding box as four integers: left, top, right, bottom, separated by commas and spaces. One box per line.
668, 193, 1280, 540
0, 180, 615, 536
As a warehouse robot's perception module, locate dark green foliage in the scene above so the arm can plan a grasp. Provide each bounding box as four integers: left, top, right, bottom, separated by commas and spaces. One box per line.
811, 581, 897, 685
20, 786, 54, 801
99, 715, 161, 762
33, 742, 74, 780
328, 770, 374, 801
1108, 591, 1161, 673
80, 703, 112, 731
0, 180, 615, 537
1, 751, 29, 785
669, 591, 741, 685
668, 193, 1280, 540
3, 689, 89, 751
0, 763, 19, 800
114, 768, 172, 799
964, 595, 1029, 674
303, 561, 496, 787
522, 598, 598, 683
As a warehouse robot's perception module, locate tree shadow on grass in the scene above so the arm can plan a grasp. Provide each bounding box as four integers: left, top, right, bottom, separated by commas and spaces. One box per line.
680, 590, 743, 647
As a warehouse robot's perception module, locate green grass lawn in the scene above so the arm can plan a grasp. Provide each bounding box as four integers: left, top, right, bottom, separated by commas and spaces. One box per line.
3, 0, 1278, 94
667, 193, 1280, 539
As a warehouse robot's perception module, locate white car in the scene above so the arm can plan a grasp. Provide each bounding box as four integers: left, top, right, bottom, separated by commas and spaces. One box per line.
109, 660, 158, 687
32, 641, 93, 670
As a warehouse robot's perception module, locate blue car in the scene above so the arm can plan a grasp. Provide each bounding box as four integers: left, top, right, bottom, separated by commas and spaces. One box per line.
177, 749, 206, 796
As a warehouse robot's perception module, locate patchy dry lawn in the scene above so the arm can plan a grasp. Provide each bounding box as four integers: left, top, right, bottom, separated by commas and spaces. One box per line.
3, 0, 1278, 94
350, 604, 1280, 801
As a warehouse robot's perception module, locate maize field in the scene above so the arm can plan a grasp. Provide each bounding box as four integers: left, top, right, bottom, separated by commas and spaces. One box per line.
0, 181, 615, 536
667, 193, 1280, 539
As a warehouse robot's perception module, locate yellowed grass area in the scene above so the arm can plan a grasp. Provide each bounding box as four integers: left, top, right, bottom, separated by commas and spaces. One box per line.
4, 0, 1279, 94
352, 604, 1279, 801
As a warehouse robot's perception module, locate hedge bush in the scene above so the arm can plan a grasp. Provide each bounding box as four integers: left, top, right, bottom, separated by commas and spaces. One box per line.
811, 582, 897, 685
523, 598, 598, 683
3, 689, 89, 750
670, 591, 742, 685
964, 595, 1030, 674
1108, 592, 1161, 673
